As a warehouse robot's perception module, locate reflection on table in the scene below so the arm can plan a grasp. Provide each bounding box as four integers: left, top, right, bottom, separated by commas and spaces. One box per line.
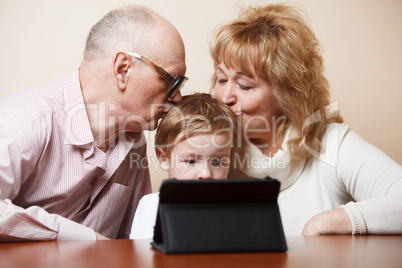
0, 235, 401, 268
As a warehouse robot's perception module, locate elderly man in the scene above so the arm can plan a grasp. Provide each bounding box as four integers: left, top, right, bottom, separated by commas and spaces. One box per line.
0, 5, 186, 241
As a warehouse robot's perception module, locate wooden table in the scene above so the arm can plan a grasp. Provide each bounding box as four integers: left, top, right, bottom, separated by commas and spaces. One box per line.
0, 235, 401, 268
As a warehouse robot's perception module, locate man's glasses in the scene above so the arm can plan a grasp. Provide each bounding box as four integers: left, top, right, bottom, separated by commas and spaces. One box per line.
127, 52, 188, 99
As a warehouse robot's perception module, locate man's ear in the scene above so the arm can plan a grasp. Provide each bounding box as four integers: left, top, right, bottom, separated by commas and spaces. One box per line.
112, 52, 131, 90
156, 148, 170, 171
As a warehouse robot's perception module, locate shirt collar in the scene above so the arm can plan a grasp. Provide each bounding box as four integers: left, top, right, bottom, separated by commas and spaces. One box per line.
64, 70, 95, 147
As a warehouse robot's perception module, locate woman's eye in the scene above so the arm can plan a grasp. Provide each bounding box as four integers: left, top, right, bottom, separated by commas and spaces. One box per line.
217, 79, 227, 84
237, 84, 251, 90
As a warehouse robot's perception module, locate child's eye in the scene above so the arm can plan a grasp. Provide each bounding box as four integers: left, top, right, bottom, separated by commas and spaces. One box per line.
211, 158, 230, 167
183, 159, 196, 165
211, 160, 222, 166
211, 158, 228, 166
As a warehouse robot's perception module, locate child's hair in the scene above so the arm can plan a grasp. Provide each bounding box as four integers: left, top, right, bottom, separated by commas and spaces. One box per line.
155, 93, 238, 156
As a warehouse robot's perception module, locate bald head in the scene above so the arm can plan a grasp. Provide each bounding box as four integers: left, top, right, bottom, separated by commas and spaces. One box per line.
83, 5, 184, 63
145, 18, 185, 67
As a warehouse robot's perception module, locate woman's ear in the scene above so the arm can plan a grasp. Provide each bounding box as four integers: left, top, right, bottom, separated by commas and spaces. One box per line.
156, 148, 170, 171
112, 52, 132, 90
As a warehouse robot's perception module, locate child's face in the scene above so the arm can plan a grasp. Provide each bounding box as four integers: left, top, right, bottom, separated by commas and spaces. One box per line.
159, 133, 232, 180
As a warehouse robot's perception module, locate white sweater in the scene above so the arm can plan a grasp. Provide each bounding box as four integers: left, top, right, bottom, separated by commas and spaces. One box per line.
130, 124, 402, 238
229, 123, 402, 235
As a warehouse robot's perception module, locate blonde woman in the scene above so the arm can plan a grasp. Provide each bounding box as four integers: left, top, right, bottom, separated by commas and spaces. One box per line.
210, 4, 402, 235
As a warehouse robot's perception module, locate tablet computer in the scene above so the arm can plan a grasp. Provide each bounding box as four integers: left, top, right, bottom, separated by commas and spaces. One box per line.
151, 177, 287, 254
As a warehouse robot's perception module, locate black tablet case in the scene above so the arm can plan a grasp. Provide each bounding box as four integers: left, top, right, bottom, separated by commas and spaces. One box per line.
151, 177, 287, 254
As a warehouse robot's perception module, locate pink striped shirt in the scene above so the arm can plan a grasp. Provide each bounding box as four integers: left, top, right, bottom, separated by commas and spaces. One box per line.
0, 71, 151, 241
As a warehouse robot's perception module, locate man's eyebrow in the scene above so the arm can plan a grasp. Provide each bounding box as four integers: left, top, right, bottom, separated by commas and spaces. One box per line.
171, 73, 181, 80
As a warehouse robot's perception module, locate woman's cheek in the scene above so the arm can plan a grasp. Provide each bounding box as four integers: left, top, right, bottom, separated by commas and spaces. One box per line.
213, 86, 223, 101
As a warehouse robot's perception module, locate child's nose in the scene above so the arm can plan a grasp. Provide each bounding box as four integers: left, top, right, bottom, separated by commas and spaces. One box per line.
197, 166, 213, 180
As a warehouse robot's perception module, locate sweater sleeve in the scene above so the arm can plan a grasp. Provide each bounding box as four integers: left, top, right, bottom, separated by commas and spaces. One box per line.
337, 128, 402, 234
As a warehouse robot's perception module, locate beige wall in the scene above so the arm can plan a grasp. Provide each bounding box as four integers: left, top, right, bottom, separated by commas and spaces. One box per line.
1, 0, 401, 192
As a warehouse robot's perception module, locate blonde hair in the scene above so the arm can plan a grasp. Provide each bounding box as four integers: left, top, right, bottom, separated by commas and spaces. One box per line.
155, 93, 239, 156
210, 4, 343, 159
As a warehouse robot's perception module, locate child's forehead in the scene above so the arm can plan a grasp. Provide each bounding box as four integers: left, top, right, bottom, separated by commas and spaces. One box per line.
170, 133, 232, 154
175, 132, 231, 145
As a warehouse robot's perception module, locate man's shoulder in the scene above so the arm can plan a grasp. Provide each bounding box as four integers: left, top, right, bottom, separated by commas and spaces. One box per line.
0, 76, 69, 119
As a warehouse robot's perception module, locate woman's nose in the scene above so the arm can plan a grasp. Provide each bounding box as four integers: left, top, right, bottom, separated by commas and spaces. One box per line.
217, 85, 236, 107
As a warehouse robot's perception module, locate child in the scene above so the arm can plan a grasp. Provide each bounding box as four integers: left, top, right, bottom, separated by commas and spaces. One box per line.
130, 93, 238, 239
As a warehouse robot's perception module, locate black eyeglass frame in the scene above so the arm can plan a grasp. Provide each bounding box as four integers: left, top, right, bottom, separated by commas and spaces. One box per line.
127, 51, 188, 99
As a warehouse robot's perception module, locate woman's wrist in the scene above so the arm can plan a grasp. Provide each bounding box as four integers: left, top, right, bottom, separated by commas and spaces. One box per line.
302, 208, 353, 235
